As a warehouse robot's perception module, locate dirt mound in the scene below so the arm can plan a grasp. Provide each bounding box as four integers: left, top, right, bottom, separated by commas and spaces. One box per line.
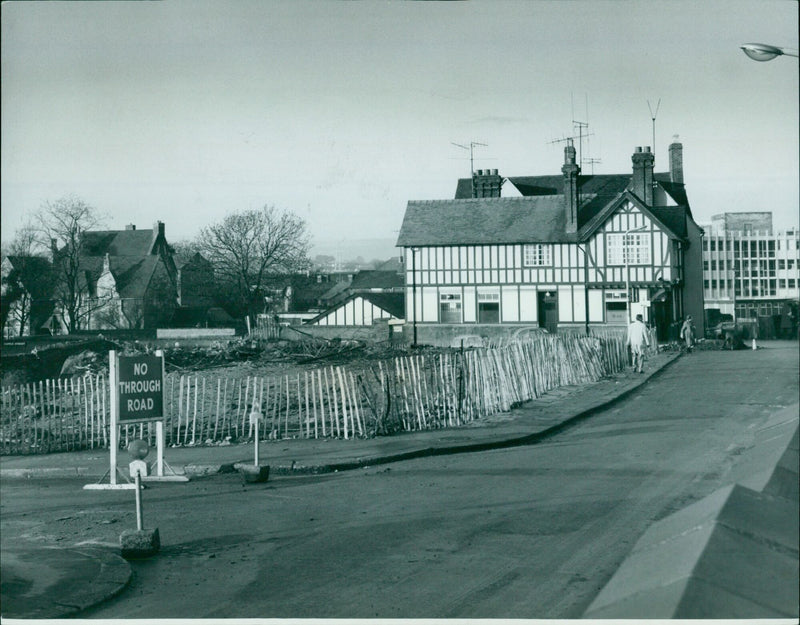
0, 339, 119, 387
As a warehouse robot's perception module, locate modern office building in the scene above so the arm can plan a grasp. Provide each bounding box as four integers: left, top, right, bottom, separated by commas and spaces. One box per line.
702, 212, 799, 337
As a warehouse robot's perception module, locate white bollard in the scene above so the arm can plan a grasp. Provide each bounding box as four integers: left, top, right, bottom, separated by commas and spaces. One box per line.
134, 471, 144, 530
239, 410, 269, 484
250, 410, 262, 466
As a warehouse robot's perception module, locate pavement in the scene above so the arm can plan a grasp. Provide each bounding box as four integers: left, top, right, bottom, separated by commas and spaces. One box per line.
1, 350, 680, 619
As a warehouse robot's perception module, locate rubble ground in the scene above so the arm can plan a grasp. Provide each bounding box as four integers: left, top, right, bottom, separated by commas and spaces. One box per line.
1, 335, 428, 387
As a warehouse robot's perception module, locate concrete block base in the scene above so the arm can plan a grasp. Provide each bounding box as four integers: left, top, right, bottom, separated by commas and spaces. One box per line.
236, 464, 270, 483
120, 528, 160, 559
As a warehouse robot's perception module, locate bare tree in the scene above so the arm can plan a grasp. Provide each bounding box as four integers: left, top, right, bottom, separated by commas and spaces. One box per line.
196, 206, 310, 318
1, 226, 47, 337
36, 196, 105, 333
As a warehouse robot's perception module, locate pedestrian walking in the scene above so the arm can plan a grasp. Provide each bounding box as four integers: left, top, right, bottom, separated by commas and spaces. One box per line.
626, 313, 650, 373
680, 315, 695, 353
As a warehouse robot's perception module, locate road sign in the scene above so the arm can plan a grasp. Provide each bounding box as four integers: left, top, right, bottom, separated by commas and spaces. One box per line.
85, 350, 186, 489
118, 354, 164, 422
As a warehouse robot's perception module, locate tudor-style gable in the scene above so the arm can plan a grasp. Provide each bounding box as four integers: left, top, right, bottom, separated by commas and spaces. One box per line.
396, 140, 704, 343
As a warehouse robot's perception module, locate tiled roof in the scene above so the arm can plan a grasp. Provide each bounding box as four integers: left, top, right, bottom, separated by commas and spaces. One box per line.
404, 170, 693, 248
178, 252, 212, 270
374, 257, 403, 272
350, 269, 404, 290
397, 197, 576, 247
457, 174, 632, 200
651, 207, 688, 239
319, 280, 351, 303
362, 292, 405, 319
112, 256, 162, 298
654, 174, 691, 213
310, 292, 405, 324
77, 255, 164, 299
82, 229, 157, 257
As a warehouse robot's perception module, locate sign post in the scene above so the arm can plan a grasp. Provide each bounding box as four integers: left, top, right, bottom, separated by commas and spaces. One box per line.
85, 350, 186, 490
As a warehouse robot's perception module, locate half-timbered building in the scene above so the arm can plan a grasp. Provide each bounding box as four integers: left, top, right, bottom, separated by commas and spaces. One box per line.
396, 140, 704, 343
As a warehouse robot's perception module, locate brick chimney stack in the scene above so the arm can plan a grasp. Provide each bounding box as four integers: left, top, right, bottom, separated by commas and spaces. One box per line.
472, 169, 502, 198
669, 137, 684, 184
562, 144, 580, 233
631, 146, 654, 205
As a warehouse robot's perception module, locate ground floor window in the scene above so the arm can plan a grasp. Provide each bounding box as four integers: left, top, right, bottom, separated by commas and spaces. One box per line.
477, 292, 500, 323
605, 301, 627, 323
439, 293, 462, 323
604, 290, 628, 323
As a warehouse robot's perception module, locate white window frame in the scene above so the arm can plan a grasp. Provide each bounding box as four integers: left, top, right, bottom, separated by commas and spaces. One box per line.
523, 244, 552, 267
606, 233, 651, 265
439, 291, 463, 323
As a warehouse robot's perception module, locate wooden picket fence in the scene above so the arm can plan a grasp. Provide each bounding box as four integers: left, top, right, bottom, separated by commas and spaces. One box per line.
249, 315, 282, 340
1, 334, 626, 455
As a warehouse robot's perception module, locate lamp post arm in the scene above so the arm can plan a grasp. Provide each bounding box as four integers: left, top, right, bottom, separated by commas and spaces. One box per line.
741, 43, 799, 61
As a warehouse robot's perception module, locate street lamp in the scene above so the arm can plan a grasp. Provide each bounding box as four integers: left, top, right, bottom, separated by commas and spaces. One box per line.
624, 225, 648, 323
740, 43, 798, 62
577, 242, 590, 335
410, 247, 419, 347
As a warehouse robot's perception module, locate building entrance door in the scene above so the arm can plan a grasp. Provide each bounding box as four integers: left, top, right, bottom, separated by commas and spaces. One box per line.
537, 291, 559, 334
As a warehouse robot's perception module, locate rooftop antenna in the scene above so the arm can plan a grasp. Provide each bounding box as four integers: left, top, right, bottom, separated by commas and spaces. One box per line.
451, 141, 487, 176
572, 120, 590, 169
647, 98, 661, 154
572, 93, 593, 169
584, 157, 602, 175
548, 135, 576, 147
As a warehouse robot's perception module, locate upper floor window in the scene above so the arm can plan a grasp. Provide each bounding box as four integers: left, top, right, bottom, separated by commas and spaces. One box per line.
606, 233, 651, 265
523, 244, 552, 267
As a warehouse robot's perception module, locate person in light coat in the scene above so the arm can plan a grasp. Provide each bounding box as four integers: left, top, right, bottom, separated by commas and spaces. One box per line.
626, 313, 650, 373
680, 315, 696, 353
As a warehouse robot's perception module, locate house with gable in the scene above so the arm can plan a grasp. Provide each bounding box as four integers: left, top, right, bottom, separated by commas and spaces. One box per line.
80, 222, 178, 330
307, 257, 405, 326
51, 221, 178, 331
396, 139, 704, 344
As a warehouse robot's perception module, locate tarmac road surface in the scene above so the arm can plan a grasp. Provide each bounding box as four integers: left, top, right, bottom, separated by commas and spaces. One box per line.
1, 343, 797, 618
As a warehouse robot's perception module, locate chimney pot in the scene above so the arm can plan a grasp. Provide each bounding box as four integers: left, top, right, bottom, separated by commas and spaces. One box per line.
125, 224, 136, 231
644, 146, 651, 153
669, 139, 684, 184
491, 169, 498, 175
631, 146, 655, 205
562, 146, 580, 233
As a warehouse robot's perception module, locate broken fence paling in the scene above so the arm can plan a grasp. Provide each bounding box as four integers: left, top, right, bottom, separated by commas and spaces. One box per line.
0, 334, 626, 454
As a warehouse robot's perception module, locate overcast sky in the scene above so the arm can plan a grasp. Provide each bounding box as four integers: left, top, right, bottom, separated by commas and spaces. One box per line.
2, 0, 798, 257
